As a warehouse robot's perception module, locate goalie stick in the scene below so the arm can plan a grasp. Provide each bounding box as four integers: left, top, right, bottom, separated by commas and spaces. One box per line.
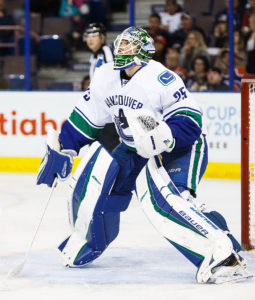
7, 178, 58, 278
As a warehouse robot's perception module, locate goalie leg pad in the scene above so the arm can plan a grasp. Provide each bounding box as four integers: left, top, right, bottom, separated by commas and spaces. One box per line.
59, 141, 125, 267
68, 142, 132, 226
58, 211, 121, 266
203, 211, 241, 253
69, 143, 107, 225
176, 182, 242, 253
59, 142, 148, 267
136, 158, 234, 283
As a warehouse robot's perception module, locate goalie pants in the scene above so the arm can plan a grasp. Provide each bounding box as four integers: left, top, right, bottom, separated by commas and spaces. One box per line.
113, 135, 208, 196
61, 138, 240, 266
161, 134, 208, 196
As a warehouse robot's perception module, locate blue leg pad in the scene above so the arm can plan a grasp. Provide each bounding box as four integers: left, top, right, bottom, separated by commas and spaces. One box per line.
58, 236, 70, 252
71, 212, 121, 266
71, 146, 120, 224
163, 210, 242, 268
74, 244, 102, 266
100, 194, 132, 212
204, 211, 241, 252
169, 240, 203, 267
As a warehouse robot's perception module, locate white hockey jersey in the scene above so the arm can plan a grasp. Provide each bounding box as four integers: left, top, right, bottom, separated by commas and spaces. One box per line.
65, 60, 204, 151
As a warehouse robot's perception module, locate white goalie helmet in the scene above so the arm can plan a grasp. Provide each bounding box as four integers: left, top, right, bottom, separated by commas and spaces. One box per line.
113, 26, 155, 70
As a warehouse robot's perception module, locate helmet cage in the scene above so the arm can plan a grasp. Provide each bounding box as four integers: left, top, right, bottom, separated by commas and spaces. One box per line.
113, 27, 155, 70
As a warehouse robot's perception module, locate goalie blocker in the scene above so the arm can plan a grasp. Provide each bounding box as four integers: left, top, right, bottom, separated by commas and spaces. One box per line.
58, 141, 251, 283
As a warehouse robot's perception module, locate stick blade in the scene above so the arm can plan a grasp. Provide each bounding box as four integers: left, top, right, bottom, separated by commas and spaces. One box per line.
6, 262, 25, 278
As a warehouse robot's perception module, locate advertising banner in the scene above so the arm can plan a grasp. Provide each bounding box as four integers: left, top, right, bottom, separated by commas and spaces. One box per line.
0, 91, 241, 177
195, 92, 240, 163
0, 92, 78, 156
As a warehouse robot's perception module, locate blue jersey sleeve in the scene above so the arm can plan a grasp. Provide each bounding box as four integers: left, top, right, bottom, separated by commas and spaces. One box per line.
166, 115, 202, 149
59, 120, 94, 153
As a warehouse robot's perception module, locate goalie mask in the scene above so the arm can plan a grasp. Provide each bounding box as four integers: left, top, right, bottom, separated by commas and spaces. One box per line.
113, 27, 155, 70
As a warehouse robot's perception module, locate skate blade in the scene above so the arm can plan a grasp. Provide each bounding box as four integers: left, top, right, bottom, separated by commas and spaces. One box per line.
209, 266, 253, 284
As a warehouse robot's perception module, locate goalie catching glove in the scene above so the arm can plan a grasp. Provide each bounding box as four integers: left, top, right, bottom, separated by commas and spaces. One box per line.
126, 109, 175, 158
37, 127, 77, 187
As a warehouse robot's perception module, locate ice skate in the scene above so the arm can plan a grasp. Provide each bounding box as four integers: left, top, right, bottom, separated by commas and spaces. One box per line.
208, 254, 253, 284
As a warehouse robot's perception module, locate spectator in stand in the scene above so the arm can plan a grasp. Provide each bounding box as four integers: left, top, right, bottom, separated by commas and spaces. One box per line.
69, 14, 87, 52
159, 0, 183, 34
81, 74, 90, 90
180, 30, 209, 71
83, 22, 119, 151
211, 17, 247, 67
204, 67, 229, 91
145, 13, 173, 47
233, 28, 247, 68
242, 0, 255, 38
243, 1, 255, 73
246, 29, 255, 73
74, 0, 90, 14
246, 30, 255, 51
214, 48, 246, 91
59, 0, 81, 17
214, 0, 244, 30
210, 14, 229, 48
172, 13, 206, 49
0, 0, 15, 56
153, 35, 168, 64
186, 55, 210, 91
59, 1, 90, 53
59, 0, 89, 18
164, 48, 188, 82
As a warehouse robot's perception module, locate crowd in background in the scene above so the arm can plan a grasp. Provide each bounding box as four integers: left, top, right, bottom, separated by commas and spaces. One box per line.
0, 0, 255, 91
145, 0, 255, 91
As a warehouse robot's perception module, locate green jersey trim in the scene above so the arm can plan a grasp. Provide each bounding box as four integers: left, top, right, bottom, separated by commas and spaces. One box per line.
69, 109, 102, 139
126, 144, 137, 152
171, 109, 202, 128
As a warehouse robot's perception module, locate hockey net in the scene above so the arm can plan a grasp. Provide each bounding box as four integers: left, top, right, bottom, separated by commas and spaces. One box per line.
241, 74, 255, 250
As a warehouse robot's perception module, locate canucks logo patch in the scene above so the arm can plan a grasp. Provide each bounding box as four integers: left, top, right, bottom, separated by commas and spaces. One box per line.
158, 71, 176, 86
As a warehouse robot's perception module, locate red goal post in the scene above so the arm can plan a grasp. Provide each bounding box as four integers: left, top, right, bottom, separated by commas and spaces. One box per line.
241, 74, 255, 250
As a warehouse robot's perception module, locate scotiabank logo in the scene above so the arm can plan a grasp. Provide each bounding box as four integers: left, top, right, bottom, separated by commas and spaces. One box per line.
0, 111, 65, 136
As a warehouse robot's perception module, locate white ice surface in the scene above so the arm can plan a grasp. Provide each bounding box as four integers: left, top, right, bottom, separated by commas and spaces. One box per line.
0, 173, 255, 300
